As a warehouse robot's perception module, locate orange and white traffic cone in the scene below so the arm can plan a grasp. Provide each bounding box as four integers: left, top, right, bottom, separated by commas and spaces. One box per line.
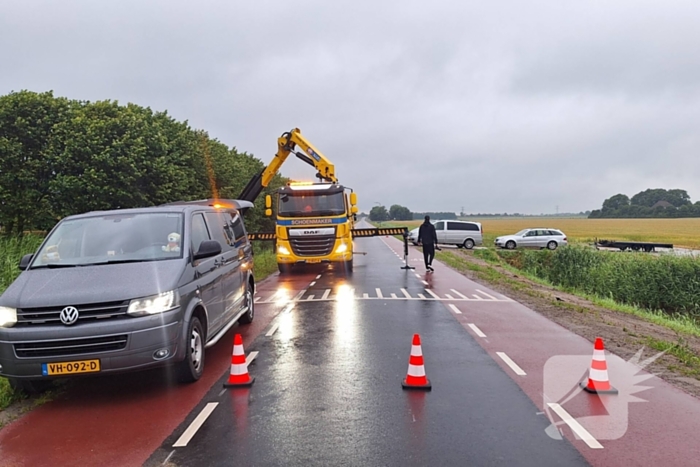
224, 333, 255, 388
402, 334, 432, 390
580, 337, 618, 394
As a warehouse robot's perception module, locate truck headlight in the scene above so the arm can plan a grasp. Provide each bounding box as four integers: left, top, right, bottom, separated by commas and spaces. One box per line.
335, 243, 348, 254
278, 245, 291, 255
0, 306, 17, 327
128, 291, 179, 316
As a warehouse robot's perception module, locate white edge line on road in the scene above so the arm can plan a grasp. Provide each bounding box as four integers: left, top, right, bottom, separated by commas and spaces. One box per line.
265, 323, 280, 337
467, 323, 486, 337
173, 402, 219, 447
496, 352, 527, 376
547, 403, 604, 449
422, 281, 429, 286
246, 351, 259, 366
448, 304, 462, 314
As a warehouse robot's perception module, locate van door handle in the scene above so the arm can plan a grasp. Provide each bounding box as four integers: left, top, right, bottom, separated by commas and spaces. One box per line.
214, 259, 224, 268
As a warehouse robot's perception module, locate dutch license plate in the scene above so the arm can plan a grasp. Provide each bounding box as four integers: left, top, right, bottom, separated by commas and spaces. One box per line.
42, 359, 100, 376
306, 259, 321, 264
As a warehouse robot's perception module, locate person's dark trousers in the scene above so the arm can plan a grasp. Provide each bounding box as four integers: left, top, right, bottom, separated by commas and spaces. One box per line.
423, 244, 435, 268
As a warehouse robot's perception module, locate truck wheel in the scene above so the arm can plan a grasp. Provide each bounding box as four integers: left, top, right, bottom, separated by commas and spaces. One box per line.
506, 240, 516, 250
238, 281, 255, 324
547, 241, 558, 250
177, 317, 205, 383
278, 263, 292, 275
8, 378, 53, 395
463, 239, 475, 250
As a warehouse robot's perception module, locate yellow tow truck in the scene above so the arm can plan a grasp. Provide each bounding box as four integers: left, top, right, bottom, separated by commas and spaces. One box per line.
238, 128, 358, 273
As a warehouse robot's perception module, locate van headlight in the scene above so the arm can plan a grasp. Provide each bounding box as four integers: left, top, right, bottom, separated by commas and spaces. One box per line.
335, 243, 348, 254
128, 291, 179, 316
0, 306, 17, 328
277, 245, 291, 256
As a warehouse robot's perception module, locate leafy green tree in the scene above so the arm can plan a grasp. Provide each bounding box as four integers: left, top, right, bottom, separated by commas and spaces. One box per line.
369, 205, 389, 221
602, 194, 630, 211
0, 90, 72, 234
631, 188, 690, 208
389, 204, 412, 220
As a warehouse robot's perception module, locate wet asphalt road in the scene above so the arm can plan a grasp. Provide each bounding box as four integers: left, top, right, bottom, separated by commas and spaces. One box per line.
148, 232, 587, 466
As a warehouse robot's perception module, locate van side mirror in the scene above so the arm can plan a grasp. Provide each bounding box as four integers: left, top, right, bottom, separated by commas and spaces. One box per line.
19, 254, 34, 270
350, 193, 357, 206
193, 240, 222, 260
265, 195, 272, 209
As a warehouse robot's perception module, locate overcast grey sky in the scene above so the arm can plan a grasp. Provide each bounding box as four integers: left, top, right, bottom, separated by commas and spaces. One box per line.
2, 0, 699, 214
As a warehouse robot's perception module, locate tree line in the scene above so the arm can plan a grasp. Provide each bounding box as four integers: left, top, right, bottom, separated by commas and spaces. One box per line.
369, 204, 412, 221
589, 188, 700, 218
0, 90, 285, 235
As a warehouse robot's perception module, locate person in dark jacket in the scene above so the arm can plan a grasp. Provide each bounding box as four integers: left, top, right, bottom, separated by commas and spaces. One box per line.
417, 215, 438, 272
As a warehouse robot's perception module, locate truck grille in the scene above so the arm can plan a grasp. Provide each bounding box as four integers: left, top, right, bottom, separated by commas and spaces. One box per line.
14, 335, 128, 358
290, 235, 336, 257
16, 301, 130, 326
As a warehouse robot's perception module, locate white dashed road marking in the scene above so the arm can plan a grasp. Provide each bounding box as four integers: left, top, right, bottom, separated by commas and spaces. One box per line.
265, 323, 279, 337
475, 289, 498, 301
426, 289, 440, 299
468, 323, 487, 337
375, 288, 384, 298
451, 289, 468, 299
547, 403, 604, 449
173, 403, 219, 447
496, 352, 527, 376
448, 304, 462, 314
321, 289, 331, 300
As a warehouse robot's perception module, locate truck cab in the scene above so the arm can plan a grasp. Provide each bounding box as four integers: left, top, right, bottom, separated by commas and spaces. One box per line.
272, 183, 356, 273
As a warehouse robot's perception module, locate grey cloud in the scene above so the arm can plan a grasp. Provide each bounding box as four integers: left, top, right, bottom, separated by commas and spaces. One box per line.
1, 0, 699, 214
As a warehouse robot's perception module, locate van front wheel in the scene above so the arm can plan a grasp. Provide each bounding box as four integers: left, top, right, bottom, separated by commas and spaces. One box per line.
177, 317, 205, 383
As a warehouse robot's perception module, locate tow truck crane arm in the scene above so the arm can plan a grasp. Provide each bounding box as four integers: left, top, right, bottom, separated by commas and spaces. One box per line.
238, 128, 337, 203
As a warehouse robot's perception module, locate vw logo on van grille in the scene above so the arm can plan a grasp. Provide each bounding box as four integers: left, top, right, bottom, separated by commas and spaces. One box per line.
60, 306, 79, 325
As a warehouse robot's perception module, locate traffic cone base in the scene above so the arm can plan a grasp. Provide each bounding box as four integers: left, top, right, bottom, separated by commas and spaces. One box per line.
580, 337, 617, 395
402, 378, 432, 390
224, 333, 255, 388
579, 380, 617, 394
402, 334, 432, 391
225, 376, 255, 388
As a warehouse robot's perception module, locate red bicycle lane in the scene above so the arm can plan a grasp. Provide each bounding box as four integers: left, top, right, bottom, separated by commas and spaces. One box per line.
0, 271, 314, 467
383, 237, 700, 466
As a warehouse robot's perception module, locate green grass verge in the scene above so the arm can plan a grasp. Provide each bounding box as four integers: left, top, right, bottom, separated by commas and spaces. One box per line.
444, 249, 700, 338
252, 245, 278, 280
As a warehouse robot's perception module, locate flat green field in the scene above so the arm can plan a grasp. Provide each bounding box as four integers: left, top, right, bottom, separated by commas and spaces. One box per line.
383, 218, 700, 249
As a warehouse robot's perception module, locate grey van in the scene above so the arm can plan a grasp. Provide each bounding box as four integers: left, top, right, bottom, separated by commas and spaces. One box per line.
0, 200, 255, 393
408, 220, 483, 249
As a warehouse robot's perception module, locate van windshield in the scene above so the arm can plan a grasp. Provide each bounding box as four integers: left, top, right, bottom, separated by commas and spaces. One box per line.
31, 212, 184, 268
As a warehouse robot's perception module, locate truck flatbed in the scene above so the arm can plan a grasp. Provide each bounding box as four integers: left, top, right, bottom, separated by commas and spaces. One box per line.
595, 239, 673, 252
